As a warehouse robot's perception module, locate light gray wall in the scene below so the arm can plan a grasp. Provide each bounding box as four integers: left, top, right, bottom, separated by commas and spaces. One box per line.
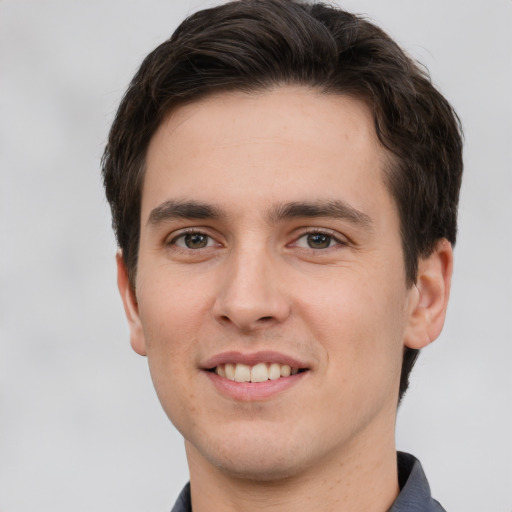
1, 1, 510, 511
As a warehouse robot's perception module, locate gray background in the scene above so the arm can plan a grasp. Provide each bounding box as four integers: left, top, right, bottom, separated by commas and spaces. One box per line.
1, 1, 511, 511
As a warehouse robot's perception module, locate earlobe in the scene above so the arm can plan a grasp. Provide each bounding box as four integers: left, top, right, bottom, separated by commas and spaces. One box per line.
116, 251, 147, 356
404, 239, 453, 350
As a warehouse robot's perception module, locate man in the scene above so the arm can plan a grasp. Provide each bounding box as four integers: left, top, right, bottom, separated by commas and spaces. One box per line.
102, 1, 463, 510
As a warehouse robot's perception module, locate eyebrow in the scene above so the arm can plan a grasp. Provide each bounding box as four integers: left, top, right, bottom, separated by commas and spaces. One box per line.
268, 200, 373, 228
147, 198, 373, 229
147, 199, 222, 225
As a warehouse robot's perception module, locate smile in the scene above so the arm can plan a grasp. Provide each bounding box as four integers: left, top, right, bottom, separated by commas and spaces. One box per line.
203, 351, 310, 400
213, 362, 304, 382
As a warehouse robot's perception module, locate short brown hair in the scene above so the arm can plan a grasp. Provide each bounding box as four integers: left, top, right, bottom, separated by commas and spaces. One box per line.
102, 0, 463, 401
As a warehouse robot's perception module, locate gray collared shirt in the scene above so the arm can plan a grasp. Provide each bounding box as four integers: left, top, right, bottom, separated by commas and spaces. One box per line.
170, 452, 446, 512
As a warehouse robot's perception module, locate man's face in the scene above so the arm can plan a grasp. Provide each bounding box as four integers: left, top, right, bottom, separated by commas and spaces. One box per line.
121, 87, 420, 480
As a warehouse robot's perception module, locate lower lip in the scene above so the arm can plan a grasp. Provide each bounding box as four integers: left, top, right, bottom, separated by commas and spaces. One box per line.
204, 370, 308, 401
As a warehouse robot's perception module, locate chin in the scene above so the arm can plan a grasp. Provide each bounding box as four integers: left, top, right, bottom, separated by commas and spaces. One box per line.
209, 450, 309, 482
185, 423, 323, 482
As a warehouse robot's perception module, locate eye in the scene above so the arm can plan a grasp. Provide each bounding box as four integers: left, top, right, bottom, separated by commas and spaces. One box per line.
294, 231, 342, 249
172, 232, 216, 249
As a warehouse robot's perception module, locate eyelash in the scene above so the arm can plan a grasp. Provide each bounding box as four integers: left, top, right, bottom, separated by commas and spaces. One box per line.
167, 229, 219, 250
292, 229, 347, 250
166, 228, 347, 251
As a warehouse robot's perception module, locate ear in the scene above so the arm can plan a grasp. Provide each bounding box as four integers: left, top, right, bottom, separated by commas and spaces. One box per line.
404, 239, 453, 349
116, 251, 147, 356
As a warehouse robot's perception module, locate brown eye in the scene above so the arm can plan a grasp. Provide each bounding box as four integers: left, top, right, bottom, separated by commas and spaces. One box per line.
184, 233, 209, 249
306, 233, 332, 249
172, 232, 214, 249
293, 231, 343, 250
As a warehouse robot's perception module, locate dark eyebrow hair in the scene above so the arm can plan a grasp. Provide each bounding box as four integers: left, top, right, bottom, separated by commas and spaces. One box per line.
147, 199, 222, 225
147, 198, 373, 230
268, 200, 373, 228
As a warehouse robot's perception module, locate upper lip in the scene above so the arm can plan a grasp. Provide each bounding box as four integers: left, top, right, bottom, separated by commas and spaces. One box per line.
201, 350, 310, 370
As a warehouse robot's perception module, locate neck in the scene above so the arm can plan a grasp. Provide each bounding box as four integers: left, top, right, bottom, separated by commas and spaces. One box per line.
186, 425, 399, 512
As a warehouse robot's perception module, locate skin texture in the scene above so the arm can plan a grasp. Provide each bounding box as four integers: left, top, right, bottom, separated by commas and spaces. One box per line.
117, 87, 453, 512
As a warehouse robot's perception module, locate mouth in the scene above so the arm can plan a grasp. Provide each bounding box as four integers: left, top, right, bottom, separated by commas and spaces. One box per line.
201, 351, 311, 400
209, 362, 308, 383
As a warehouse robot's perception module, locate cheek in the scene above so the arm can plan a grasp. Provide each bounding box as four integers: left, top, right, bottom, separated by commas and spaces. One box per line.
298, 269, 406, 386
138, 265, 213, 346
142, 317, 200, 434
136, 274, 209, 418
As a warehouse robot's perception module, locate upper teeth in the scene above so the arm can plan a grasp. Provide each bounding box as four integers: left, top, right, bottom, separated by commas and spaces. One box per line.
215, 363, 300, 382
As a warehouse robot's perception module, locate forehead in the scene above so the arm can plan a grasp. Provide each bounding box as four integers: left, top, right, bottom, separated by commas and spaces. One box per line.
142, 86, 392, 221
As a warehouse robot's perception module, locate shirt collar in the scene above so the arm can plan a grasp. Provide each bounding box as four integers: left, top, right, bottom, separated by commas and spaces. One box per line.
389, 452, 446, 512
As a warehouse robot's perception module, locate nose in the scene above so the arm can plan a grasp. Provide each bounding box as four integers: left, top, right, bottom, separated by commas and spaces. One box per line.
212, 247, 290, 332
